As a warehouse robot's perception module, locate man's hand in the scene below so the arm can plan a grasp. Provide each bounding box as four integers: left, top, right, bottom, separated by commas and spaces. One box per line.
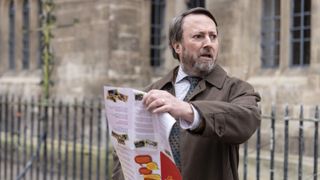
142, 89, 194, 123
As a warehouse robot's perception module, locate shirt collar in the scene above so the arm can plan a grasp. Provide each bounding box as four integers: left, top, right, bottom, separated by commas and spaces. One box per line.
175, 66, 189, 84
151, 64, 227, 90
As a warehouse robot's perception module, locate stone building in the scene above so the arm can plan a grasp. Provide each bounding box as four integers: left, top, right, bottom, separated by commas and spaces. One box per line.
0, 0, 319, 178
0, 0, 319, 108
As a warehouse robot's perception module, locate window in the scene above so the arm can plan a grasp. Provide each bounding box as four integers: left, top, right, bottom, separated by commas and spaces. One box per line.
23, 0, 30, 69
261, 0, 280, 68
38, 0, 43, 68
9, 0, 15, 70
150, 0, 166, 67
291, 0, 311, 66
186, 0, 205, 9
0, 0, 42, 72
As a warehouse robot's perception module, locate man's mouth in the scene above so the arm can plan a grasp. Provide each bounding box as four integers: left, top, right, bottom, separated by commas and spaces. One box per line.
200, 53, 212, 58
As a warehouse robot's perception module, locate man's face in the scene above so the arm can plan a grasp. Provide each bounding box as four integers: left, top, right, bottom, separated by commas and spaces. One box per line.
174, 14, 219, 77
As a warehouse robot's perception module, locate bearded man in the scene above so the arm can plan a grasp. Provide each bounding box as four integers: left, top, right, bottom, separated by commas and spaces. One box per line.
113, 7, 261, 180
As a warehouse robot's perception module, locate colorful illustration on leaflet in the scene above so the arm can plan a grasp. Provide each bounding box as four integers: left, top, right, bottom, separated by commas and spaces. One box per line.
134, 139, 158, 148
106, 89, 128, 102
135, 93, 144, 101
111, 131, 128, 145
134, 155, 160, 180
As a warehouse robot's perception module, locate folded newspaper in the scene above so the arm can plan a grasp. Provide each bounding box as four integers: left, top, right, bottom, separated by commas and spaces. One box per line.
104, 86, 182, 180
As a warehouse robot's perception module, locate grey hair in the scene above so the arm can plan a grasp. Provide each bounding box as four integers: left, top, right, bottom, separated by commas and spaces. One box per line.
169, 7, 218, 60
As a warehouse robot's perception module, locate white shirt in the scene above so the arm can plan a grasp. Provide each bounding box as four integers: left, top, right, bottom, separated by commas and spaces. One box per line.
174, 66, 201, 130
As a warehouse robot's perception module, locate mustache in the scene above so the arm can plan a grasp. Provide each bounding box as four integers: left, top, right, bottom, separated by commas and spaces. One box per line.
199, 50, 213, 58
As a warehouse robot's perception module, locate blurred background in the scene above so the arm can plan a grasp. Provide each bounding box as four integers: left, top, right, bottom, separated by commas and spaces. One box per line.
0, 0, 319, 179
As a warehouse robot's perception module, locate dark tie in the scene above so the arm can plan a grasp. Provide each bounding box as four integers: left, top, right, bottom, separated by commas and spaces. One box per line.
169, 76, 201, 170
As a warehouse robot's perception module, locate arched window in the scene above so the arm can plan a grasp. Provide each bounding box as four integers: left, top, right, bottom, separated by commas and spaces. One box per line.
9, 0, 15, 70
23, 0, 30, 69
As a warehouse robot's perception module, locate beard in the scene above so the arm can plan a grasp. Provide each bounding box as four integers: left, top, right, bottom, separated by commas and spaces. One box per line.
180, 47, 217, 77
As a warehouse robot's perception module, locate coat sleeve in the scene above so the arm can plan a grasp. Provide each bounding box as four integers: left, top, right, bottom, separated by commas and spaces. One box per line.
190, 80, 261, 144
112, 150, 125, 180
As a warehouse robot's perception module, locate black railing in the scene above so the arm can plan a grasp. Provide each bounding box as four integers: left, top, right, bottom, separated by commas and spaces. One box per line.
0, 95, 319, 180
241, 105, 319, 180
0, 95, 110, 180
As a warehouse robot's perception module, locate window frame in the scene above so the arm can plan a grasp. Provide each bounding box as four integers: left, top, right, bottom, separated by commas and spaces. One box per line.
186, 0, 205, 9
150, 0, 166, 67
290, 0, 311, 67
261, 0, 281, 68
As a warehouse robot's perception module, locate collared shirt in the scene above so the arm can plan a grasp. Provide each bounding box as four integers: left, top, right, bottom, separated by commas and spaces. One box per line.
174, 66, 201, 130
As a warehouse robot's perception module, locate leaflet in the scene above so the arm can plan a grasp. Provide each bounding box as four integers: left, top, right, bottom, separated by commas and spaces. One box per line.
104, 86, 182, 180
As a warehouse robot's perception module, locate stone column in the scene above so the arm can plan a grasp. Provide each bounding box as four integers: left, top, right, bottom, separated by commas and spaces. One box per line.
0, 1, 9, 73
279, 0, 290, 71
14, 0, 23, 71
311, 0, 320, 69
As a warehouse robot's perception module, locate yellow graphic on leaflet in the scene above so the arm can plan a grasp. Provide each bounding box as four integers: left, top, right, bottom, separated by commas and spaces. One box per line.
146, 162, 158, 170
134, 155, 160, 180
143, 174, 161, 180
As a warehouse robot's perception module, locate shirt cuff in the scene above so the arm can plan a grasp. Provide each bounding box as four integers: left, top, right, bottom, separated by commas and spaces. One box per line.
179, 104, 201, 130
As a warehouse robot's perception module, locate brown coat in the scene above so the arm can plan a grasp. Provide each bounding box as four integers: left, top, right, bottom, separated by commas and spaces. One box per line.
112, 65, 261, 180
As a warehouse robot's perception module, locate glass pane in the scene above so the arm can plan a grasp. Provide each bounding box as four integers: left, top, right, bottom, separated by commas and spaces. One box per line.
304, 29, 310, 38
304, 0, 311, 12
275, 30, 280, 41
292, 42, 300, 65
292, 30, 300, 39
303, 41, 310, 65
293, 0, 301, 13
262, 0, 269, 16
150, 0, 165, 67
304, 15, 310, 26
275, 0, 281, 16
187, 0, 205, 9
9, 1, 15, 70
274, 44, 280, 66
275, 19, 281, 29
23, 0, 30, 69
293, 16, 301, 27
261, 0, 280, 68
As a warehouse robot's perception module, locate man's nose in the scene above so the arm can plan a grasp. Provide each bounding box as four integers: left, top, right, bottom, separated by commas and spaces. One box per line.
203, 36, 214, 47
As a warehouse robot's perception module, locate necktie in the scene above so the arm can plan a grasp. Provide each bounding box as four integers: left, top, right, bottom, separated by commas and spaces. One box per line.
169, 76, 201, 170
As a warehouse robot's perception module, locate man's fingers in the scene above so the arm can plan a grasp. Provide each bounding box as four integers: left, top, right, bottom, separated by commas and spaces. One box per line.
152, 105, 168, 113
143, 92, 156, 106
146, 98, 166, 111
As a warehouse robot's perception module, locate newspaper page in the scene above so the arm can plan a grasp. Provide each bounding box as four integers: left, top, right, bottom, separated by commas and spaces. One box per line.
104, 86, 182, 180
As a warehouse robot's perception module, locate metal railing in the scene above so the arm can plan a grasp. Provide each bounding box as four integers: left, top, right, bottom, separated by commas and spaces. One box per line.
0, 95, 110, 180
0, 95, 319, 180
242, 105, 319, 180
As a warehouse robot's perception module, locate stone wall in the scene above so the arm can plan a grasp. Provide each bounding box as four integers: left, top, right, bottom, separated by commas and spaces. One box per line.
52, 0, 151, 101
0, 0, 151, 101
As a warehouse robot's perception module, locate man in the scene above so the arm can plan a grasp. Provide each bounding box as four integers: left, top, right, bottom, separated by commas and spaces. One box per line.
113, 7, 261, 180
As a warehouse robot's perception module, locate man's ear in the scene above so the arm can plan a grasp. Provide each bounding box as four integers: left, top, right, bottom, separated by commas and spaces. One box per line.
173, 43, 181, 54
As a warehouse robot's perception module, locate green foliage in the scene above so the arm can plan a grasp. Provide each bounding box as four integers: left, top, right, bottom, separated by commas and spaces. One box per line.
40, 0, 56, 101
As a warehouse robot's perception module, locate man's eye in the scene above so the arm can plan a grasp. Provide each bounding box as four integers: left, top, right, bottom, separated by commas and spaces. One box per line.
193, 35, 202, 39
210, 34, 217, 40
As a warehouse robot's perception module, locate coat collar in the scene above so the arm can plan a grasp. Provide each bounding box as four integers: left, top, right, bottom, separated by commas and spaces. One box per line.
153, 64, 227, 90
204, 64, 227, 89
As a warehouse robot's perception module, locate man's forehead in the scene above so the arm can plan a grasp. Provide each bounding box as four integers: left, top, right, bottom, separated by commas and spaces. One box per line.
182, 14, 217, 32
